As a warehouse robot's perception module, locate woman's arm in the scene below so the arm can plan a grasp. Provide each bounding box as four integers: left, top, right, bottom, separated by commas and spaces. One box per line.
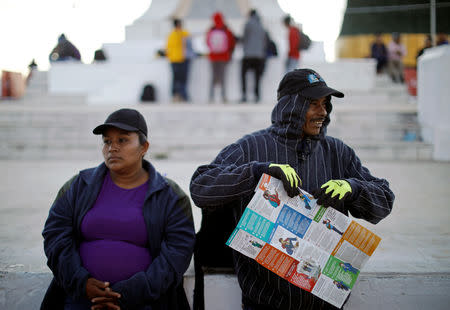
42, 175, 91, 300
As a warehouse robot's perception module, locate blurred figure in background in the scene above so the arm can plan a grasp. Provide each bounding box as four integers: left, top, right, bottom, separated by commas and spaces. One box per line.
49, 34, 81, 62
240, 9, 267, 103
370, 33, 388, 74
206, 12, 236, 103
26, 59, 38, 84
437, 33, 448, 46
282, 15, 300, 73
166, 19, 191, 102
387, 32, 406, 83
416, 35, 433, 60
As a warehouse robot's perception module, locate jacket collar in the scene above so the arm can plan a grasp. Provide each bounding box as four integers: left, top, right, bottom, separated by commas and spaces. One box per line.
79, 159, 167, 198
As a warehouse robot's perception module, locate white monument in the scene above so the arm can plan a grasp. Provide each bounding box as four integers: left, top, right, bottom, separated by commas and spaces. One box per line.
417, 45, 450, 161
48, 0, 376, 104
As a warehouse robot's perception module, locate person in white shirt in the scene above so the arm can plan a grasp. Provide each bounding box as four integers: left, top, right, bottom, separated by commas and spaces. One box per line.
387, 32, 407, 83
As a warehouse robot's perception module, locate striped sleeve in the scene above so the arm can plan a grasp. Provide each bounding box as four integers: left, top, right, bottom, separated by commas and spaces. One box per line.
343, 146, 395, 224
190, 142, 270, 207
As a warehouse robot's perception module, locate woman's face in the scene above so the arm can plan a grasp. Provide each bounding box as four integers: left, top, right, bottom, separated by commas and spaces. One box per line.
102, 127, 149, 174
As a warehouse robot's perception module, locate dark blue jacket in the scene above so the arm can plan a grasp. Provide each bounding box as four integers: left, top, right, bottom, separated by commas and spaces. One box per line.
190, 94, 395, 309
42, 160, 195, 309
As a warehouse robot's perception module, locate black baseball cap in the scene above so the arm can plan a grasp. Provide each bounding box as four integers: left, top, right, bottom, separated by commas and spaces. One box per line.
93, 108, 148, 136
277, 68, 344, 100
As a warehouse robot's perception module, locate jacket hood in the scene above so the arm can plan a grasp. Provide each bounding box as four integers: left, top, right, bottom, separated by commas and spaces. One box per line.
269, 94, 332, 141
213, 12, 225, 28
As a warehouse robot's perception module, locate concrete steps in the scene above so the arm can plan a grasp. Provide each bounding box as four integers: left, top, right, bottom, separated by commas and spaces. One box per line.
0, 103, 430, 161
3, 71, 428, 161
21, 70, 87, 105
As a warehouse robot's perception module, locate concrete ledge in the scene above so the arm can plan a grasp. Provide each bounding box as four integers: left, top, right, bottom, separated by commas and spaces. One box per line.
1, 272, 449, 310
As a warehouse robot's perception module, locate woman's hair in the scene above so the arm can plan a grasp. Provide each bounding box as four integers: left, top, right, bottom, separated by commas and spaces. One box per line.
138, 132, 147, 145
173, 18, 181, 28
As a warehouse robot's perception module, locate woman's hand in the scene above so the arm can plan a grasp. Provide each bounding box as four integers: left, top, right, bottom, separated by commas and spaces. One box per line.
86, 278, 121, 309
91, 294, 121, 310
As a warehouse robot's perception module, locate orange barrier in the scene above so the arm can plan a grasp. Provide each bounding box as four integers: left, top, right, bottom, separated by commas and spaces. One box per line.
403, 67, 417, 96
1, 70, 25, 98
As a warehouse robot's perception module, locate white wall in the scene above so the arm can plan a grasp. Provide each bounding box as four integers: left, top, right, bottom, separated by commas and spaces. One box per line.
417, 45, 450, 161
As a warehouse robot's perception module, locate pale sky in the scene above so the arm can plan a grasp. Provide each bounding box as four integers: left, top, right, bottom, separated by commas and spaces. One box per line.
0, 0, 346, 74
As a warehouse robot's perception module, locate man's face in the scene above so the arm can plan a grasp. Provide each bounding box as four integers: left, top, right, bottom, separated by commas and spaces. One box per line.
303, 96, 328, 137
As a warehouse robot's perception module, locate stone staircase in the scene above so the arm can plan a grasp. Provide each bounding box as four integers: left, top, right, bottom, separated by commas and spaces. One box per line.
22, 70, 86, 105
0, 72, 431, 161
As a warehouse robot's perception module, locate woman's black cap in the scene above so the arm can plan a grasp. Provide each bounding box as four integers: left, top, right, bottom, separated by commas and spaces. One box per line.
93, 108, 148, 137
277, 68, 344, 100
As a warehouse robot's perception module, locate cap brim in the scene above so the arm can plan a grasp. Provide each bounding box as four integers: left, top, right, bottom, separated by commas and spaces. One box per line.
93, 122, 139, 135
301, 85, 344, 99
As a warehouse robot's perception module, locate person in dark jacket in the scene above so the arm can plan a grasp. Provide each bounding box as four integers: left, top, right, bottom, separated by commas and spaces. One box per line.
190, 68, 394, 310
49, 33, 81, 62
370, 33, 387, 74
416, 35, 433, 60
42, 108, 195, 310
240, 9, 267, 103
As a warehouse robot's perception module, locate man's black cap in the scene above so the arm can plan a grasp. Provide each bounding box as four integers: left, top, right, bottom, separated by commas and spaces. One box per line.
277, 68, 344, 100
93, 108, 148, 136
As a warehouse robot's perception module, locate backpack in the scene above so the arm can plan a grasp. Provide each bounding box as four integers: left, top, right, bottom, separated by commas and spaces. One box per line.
298, 29, 311, 50
265, 32, 278, 58
140, 84, 156, 102
94, 49, 107, 61
266, 39, 278, 58
209, 29, 229, 54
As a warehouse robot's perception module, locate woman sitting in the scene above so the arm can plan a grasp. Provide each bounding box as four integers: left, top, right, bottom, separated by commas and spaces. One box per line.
41, 108, 195, 309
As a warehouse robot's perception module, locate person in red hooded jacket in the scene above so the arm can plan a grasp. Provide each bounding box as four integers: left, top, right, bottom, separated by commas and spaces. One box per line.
206, 12, 236, 103
283, 15, 301, 73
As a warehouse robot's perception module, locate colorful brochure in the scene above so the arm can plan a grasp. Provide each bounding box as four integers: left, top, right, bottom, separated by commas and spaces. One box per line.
226, 174, 381, 308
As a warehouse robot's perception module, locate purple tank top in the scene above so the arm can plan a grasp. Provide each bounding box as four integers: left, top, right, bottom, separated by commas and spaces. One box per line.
80, 172, 151, 283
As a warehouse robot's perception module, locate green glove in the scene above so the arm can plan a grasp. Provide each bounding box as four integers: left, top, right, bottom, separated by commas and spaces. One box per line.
268, 164, 301, 197
313, 180, 352, 207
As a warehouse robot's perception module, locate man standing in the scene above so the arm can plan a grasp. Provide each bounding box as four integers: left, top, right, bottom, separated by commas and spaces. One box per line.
166, 19, 191, 102
283, 15, 301, 73
371, 33, 388, 74
241, 9, 267, 103
190, 68, 394, 310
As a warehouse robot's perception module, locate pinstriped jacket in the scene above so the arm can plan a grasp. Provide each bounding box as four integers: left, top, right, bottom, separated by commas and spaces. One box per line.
190, 94, 395, 310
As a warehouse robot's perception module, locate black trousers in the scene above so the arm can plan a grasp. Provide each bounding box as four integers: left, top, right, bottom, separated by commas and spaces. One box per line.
241, 57, 265, 101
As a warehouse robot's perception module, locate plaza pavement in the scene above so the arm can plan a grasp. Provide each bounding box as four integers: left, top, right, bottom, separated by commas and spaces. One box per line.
1, 159, 449, 309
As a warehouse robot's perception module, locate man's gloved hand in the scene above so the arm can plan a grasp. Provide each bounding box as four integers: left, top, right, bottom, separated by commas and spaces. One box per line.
268, 164, 301, 197
313, 180, 352, 208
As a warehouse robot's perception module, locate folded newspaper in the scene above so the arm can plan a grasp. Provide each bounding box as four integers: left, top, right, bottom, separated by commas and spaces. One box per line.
226, 174, 381, 308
